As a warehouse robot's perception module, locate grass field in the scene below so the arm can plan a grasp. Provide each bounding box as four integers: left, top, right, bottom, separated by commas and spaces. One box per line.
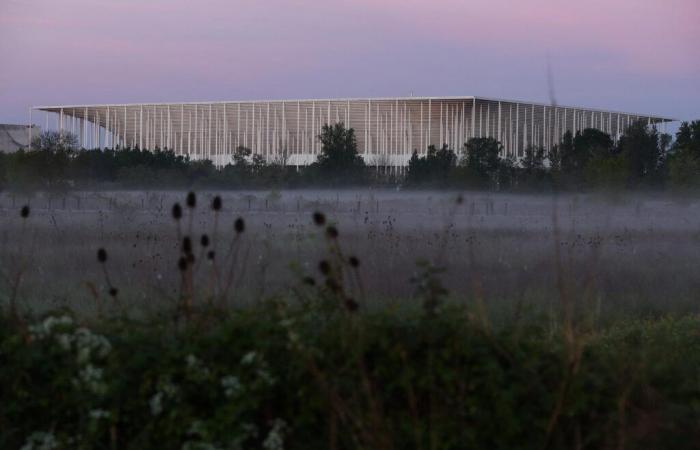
1, 189, 700, 448
2, 189, 700, 315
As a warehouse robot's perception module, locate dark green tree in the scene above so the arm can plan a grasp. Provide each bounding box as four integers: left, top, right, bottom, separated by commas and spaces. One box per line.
31, 130, 78, 152
521, 145, 546, 172
618, 121, 664, 185
313, 123, 365, 184
232, 146, 252, 167
461, 137, 502, 186
520, 145, 549, 188
668, 121, 700, 188
405, 145, 456, 186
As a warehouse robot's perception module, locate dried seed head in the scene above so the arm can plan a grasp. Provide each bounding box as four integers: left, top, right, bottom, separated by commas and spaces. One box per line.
212, 195, 222, 211
302, 276, 316, 286
109, 287, 119, 297
344, 298, 359, 312
20, 205, 30, 218
172, 203, 183, 220
326, 226, 338, 239
186, 191, 196, 208
319, 260, 331, 276
234, 217, 245, 234
207, 250, 216, 261
348, 256, 360, 268
312, 212, 326, 226
97, 248, 107, 263
182, 236, 193, 254
178, 257, 188, 271
200, 234, 210, 247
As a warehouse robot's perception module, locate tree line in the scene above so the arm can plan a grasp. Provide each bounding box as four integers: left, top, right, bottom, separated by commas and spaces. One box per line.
406, 121, 700, 190
0, 120, 698, 191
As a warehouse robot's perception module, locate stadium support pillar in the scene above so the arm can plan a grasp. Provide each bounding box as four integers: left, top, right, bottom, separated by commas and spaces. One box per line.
28, 108, 32, 149
139, 105, 143, 150
471, 99, 476, 140
515, 104, 519, 157
209, 104, 213, 160
106, 107, 110, 149
498, 102, 502, 144
428, 99, 431, 147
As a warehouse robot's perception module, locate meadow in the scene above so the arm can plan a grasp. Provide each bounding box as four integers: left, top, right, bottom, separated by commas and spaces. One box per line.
2, 189, 699, 315
2, 189, 700, 449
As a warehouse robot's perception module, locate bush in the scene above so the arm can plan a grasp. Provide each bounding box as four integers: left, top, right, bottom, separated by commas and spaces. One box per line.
2, 306, 700, 449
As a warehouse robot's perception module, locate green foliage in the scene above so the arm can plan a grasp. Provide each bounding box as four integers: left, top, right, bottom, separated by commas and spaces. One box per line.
618, 121, 665, 186
673, 121, 700, 157
584, 154, 629, 189
310, 123, 366, 185
668, 121, 700, 189
31, 130, 78, 152
405, 145, 456, 186
462, 137, 502, 183
519, 146, 551, 189
2, 307, 700, 449
1, 123, 697, 192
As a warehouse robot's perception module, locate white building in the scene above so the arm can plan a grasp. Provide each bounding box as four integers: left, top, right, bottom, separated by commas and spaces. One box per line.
33, 96, 674, 167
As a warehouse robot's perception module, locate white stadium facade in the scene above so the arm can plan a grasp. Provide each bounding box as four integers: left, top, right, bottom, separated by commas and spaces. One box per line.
32, 96, 674, 168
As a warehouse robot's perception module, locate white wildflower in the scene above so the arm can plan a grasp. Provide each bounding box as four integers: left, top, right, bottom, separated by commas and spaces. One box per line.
150, 381, 178, 416
185, 354, 211, 378
149, 392, 164, 416
221, 375, 243, 398
56, 333, 73, 351
262, 419, 287, 450
29, 315, 73, 340
20, 431, 59, 450
73, 364, 107, 395
88, 409, 111, 420
186, 354, 199, 368
73, 327, 112, 364
257, 369, 276, 386
240, 351, 257, 366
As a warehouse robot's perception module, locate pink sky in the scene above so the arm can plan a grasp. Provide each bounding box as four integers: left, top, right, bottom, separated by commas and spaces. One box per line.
1, 0, 698, 125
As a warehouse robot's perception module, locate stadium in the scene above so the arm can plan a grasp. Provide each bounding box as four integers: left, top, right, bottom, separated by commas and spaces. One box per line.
32, 96, 674, 167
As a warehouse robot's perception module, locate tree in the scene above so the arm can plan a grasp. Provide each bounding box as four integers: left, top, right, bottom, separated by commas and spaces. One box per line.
551, 129, 616, 188
674, 121, 700, 156
405, 145, 456, 186
521, 145, 546, 172
520, 145, 549, 189
668, 121, 700, 188
462, 138, 501, 183
232, 146, 252, 167
618, 121, 664, 185
31, 131, 78, 152
313, 123, 365, 184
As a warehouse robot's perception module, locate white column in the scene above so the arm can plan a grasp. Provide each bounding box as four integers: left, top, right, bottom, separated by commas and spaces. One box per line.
470, 100, 475, 141
28, 108, 33, 149
139, 105, 143, 149
428, 99, 432, 147
498, 102, 502, 143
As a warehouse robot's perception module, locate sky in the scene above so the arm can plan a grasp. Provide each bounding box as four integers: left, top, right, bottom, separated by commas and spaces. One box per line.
1, 0, 698, 127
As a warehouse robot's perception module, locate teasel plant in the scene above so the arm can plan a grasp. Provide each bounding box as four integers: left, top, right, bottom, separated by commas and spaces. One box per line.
307, 211, 364, 314
1, 205, 33, 326
274, 211, 395, 450
169, 192, 248, 321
